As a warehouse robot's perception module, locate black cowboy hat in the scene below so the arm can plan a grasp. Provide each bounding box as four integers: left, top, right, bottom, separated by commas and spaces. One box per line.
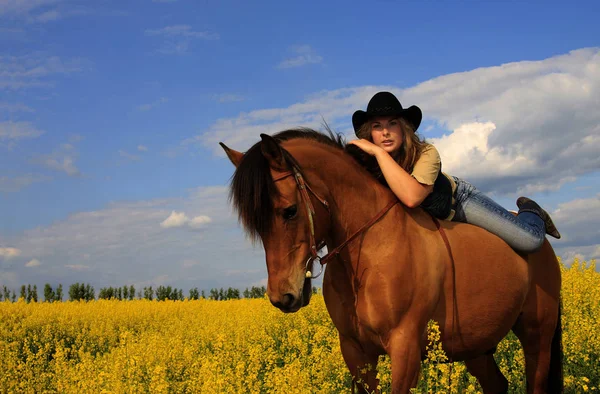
352, 91, 422, 135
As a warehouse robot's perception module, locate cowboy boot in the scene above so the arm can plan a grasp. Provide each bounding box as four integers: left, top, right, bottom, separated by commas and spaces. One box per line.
516, 197, 561, 239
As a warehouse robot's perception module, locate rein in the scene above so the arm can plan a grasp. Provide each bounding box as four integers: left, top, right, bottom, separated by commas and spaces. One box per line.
272, 167, 398, 279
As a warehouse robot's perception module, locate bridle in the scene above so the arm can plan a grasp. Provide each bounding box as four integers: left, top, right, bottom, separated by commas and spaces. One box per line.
272, 165, 398, 279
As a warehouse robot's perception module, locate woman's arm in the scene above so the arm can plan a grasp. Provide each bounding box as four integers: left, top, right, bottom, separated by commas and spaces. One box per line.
374, 149, 433, 208
348, 139, 434, 208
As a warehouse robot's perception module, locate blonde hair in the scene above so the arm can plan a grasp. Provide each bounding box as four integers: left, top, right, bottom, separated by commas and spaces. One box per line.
357, 117, 427, 172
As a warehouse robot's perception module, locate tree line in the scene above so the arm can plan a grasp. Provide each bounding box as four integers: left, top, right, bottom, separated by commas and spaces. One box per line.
0, 283, 313, 302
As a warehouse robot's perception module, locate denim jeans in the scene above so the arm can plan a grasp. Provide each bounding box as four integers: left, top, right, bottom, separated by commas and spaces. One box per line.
451, 177, 545, 253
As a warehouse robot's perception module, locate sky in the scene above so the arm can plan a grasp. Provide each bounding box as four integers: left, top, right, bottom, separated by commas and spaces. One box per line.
1, 0, 599, 295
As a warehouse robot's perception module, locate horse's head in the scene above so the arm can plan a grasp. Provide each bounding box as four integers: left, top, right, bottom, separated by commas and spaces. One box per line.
221, 131, 334, 313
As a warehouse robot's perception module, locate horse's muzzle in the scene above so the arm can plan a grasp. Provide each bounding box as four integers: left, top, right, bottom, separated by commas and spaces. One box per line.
270, 292, 302, 313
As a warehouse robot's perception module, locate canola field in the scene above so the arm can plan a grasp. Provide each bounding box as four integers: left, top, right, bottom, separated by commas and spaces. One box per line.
0, 260, 598, 393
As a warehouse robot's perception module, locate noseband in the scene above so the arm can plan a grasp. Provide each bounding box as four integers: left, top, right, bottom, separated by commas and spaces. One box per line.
272, 166, 398, 279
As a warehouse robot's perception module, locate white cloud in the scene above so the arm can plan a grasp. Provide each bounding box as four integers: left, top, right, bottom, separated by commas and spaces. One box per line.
32, 140, 81, 176
189, 215, 212, 229
160, 211, 212, 229
145, 25, 218, 39
145, 25, 219, 54
119, 150, 141, 162
0, 174, 51, 192
0, 53, 85, 90
25, 258, 41, 267
160, 211, 189, 228
3, 186, 263, 291
530, 194, 600, 263
197, 86, 382, 153
65, 264, 90, 271
0, 1, 90, 24
35, 9, 60, 22
0, 121, 44, 147
213, 93, 245, 103
35, 154, 80, 176
0, 0, 61, 16
277, 45, 323, 69
0, 247, 21, 259
199, 47, 600, 195
0, 102, 34, 113
137, 97, 169, 112
137, 145, 148, 152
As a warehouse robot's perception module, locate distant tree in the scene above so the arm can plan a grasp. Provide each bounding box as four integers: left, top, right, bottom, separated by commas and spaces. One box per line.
55, 284, 63, 302
32, 285, 38, 302
189, 287, 199, 300
129, 285, 135, 300
3, 286, 10, 301
243, 288, 250, 298
69, 283, 81, 301
143, 286, 153, 300
218, 288, 225, 301
11, 290, 16, 302
20, 285, 26, 301
209, 288, 218, 300
123, 286, 129, 300
69, 283, 94, 301
44, 284, 55, 302
226, 287, 240, 300
246, 286, 266, 299
156, 285, 169, 301
98, 287, 116, 300
137, 290, 142, 299
201, 290, 206, 299
85, 284, 95, 301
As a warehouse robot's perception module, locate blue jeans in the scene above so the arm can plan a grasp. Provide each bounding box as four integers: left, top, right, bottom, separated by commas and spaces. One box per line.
451, 177, 545, 253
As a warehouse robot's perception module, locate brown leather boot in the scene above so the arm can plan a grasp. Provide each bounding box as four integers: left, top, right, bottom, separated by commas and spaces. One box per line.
516, 197, 561, 239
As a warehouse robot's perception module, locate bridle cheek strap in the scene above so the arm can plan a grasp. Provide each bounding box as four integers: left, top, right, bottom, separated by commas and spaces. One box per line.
272, 167, 397, 279
272, 168, 328, 253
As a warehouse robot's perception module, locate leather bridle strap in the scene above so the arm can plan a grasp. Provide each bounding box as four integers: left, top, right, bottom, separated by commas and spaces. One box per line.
272, 168, 329, 261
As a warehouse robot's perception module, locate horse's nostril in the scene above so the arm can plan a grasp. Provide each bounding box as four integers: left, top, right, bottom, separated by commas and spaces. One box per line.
270, 293, 297, 311
282, 293, 295, 308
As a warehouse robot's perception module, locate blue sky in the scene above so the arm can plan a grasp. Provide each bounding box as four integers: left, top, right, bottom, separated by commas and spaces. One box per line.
1, 0, 599, 294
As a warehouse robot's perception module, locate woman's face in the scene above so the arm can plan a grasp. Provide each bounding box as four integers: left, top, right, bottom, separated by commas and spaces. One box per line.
370, 116, 404, 154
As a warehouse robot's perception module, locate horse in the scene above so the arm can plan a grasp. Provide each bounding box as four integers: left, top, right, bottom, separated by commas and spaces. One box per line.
220, 128, 563, 394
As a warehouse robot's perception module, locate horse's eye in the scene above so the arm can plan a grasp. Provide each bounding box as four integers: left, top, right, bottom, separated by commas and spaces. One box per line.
282, 205, 298, 220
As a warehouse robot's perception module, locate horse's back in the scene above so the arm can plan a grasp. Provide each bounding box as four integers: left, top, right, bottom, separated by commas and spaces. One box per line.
432, 219, 546, 358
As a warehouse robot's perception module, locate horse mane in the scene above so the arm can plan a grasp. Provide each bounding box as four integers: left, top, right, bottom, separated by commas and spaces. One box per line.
230, 127, 370, 243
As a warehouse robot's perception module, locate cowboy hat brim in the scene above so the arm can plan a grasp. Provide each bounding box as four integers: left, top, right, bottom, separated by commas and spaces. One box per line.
352, 105, 422, 135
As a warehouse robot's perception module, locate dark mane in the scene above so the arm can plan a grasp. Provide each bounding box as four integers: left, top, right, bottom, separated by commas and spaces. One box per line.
230, 127, 351, 242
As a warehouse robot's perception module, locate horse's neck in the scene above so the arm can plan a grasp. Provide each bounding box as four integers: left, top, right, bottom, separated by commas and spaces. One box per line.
299, 145, 405, 254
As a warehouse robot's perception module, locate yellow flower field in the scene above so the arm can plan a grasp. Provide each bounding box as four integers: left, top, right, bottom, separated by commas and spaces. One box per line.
0, 259, 598, 393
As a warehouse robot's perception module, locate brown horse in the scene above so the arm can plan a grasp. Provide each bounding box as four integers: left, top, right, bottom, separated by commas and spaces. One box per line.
220, 128, 562, 394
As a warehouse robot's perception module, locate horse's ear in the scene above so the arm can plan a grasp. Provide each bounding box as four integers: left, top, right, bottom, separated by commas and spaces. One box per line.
219, 142, 244, 168
260, 133, 287, 171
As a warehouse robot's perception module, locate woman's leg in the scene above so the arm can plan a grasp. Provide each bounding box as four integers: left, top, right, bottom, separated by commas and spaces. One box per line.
452, 177, 546, 253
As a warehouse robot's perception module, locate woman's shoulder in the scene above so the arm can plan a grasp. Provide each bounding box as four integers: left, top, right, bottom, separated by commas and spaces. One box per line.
418, 143, 441, 161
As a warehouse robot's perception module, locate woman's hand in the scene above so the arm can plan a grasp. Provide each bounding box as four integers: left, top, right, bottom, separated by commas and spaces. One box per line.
348, 139, 384, 156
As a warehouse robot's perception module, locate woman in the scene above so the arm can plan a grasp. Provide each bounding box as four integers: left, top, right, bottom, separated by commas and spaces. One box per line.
348, 91, 560, 253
